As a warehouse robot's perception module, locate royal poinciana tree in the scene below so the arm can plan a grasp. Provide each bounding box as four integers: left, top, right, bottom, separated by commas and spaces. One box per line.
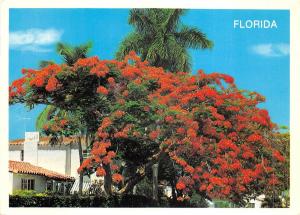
9, 51, 287, 205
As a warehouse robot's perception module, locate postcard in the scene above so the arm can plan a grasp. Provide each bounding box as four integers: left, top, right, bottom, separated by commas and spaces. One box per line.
1, 0, 300, 215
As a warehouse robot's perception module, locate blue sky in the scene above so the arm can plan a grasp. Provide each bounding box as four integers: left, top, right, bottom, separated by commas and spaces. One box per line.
9, 9, 290, 140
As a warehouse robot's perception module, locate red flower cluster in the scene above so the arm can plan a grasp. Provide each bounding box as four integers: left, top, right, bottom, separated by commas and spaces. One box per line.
96, 167, 106, 177
149, 130, 160, 140
247, 133, 263, 142
112, 173, 123, 183
45, 77, 59, 92
272, 150, 285, 162
176, 181, 186, 190
113, 110, 125, 118
97, 86, 109, 95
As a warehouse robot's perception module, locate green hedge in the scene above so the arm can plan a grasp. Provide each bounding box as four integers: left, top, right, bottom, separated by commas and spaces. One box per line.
9, 194, 158, 207
9, 194, 204, 207
10, 195, 115, 207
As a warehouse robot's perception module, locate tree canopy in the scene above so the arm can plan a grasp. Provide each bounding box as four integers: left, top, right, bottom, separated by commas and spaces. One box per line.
9, 51, 287, 205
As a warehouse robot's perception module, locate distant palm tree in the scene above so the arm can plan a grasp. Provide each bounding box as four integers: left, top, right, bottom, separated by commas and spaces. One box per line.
56, 42, 92, 66
116, 9, 213, 72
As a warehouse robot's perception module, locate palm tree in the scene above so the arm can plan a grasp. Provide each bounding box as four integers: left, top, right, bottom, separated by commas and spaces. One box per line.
56, 42, 92, 66
36, 42, 92, 195
116, 9, 213, 72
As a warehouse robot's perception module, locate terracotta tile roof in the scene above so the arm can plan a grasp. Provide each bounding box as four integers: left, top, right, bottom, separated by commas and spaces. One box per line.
9, 136, 86, 145
9, 160, 74, 181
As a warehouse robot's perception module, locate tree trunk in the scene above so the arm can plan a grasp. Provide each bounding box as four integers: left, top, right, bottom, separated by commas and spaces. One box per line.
117, 166, 146, 194
170, 179, 177, 200
152, 163, 159, 203
117, 150, 167, 195
78, 136, 84, 195
103, 164, 112, 196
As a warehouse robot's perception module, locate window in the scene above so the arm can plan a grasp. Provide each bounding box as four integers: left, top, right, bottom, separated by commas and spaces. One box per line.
46, 181, 53, 191
21, 179, 35, 190
20, 150, 24, 161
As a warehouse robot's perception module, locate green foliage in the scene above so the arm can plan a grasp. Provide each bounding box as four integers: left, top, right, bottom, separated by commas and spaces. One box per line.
9, 194, 209, 207
188, 192, 209, 207
119, 194, 156, 207
39, 60, 55, 69
12, 190, 47, 197
116, 9, 213, 72
36, 42, 93, 136
9, 194, 107, 207
135, 177, 153, 198
35, 105, 56, 132
56, 42, 92, 66
213, 199, 237, 208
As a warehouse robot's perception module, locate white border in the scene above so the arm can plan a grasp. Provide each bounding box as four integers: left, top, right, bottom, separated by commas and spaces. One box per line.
1, 0, 300, 215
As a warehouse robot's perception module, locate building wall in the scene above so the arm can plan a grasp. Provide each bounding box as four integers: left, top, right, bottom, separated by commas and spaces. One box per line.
24, 139, 38, 165
9, 143, 81, 178
38, 149, 67, 175
9, 150, 21, 161
70, 149, 80, 177
10, 173, 47, 194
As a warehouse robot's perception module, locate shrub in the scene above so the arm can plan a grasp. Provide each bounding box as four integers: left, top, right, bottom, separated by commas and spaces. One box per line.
9, 195, 106, 207
119, 194, 156, 207
12, 190, 47, 197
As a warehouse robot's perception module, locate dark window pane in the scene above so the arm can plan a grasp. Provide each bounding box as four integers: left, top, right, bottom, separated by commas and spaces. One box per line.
20, 150, 24, 161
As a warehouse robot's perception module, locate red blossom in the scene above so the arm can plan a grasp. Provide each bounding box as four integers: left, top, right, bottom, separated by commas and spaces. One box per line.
176, 181, 186, 190
96, 167, 106, 177
165, 115, 174, 123
247, 133, 263, 142
97, 86, 109, 95
114, 110, 125, 118
60, 119, 68, 126
112, 173, 123, 183
272, 150, 285, 162
149, 130, 160, 140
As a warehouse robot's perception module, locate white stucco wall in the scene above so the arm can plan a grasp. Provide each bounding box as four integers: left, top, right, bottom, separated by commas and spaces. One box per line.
70, 149, 80, 178
10, 173, 47, 194
38, 149, 66, 175
24, 140, 38, 165
9, 150, 21, 161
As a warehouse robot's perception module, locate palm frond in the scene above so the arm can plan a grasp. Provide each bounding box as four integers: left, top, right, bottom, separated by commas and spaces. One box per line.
73, 42, 92, 59
164, 36, 191, 72
115, 33, 144, 61
163, 9, 186, 33
39, 60, 55, 69
36, 105, 57, 131
129, 9, 155, 35
56, 42, 92, 66
56, 42, 74, 65
175, 25, 214, 49
175, 49, 192, 72
145, 37, 169, 66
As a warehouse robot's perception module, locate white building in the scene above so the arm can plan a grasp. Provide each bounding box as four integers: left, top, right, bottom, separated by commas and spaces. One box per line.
9, 132, 92, 194
9, 160, 74, 194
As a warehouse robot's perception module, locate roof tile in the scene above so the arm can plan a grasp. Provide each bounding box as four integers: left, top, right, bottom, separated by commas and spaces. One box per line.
9, 136, 86, 146
9, 160, 74, 181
